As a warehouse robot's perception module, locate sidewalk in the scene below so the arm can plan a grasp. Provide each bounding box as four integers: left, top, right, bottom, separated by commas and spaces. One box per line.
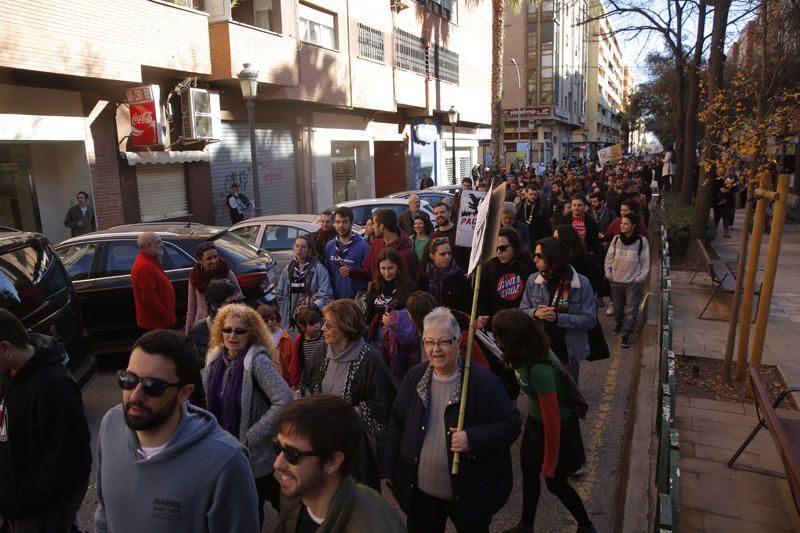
670, 221, 800, 531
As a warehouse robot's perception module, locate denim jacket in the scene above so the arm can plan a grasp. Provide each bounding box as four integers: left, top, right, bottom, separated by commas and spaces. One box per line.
519, 267, 597, 363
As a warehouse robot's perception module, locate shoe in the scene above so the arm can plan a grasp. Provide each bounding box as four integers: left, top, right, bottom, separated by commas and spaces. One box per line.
605, 303, 615, 316
613, 323, 623, 334
577, 524, 597, 533
502, 524, 533, 533
570, 465, 587, 477
621, 335, 631, 348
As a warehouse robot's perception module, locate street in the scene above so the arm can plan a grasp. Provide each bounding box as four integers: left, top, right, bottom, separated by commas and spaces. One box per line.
75, 312, 637, 532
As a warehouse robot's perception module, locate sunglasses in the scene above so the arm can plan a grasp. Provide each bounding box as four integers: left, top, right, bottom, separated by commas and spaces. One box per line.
272, 440, 324, 465
432, 236, 449, 245
533, 253, 544, 259
117, 371, 181, 397
222, 327, 248, 335
496, 244, 511, 253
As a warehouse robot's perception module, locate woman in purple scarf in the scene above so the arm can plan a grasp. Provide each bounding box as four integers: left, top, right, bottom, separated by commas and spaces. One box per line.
418, 237, 471, 315
201, 303, 292, 528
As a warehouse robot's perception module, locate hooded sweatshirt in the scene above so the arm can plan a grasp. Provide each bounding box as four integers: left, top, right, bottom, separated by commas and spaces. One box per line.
324, 232, 370, 299
478, 258, 536, 318
0, 334, 91, 519
94, 403, 259, 533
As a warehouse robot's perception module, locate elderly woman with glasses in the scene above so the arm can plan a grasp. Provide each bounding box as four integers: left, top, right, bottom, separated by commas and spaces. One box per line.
384, 307, 521, 533
202, 303, 293, 528
185, 242, 242, 333
418, 237, 471, 315
300, 299, 396, 490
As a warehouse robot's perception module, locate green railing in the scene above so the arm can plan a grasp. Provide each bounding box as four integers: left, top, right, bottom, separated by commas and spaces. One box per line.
655, 220, 680, 532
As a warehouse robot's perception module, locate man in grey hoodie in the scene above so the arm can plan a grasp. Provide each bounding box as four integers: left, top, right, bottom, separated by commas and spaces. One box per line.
94, 330, 259, 533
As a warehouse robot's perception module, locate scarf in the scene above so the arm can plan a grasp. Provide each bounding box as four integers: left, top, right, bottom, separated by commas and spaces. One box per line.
425, 259, 462, 303
619, 226, 640, 246
206, 346, 247, 438
544, 272, 572, 313
189, 257, 231, 293
289, 260, 314, 295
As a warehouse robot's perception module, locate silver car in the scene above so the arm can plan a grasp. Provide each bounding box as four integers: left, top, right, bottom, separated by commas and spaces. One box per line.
333, 198, 435, 226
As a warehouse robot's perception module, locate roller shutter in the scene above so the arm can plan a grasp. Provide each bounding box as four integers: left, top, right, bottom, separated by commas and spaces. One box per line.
210, 122, 298, 225
136, 164, 189, 222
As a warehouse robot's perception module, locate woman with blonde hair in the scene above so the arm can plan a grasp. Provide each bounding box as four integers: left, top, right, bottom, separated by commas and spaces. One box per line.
202, 303, 293, 527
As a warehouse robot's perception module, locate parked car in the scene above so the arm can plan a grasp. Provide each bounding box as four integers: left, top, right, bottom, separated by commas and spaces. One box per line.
385, 189, 454, 207
428, 184, 464, 196
0, 231, 95, 386
333, 198, 435, 227
54, 223, 276, 354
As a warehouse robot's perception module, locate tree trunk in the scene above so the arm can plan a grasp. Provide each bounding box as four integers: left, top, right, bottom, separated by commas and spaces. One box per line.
681, 1, 707, 204
490, 0, 505, 172
672, 0, 686, 196
690, 0, 732, 243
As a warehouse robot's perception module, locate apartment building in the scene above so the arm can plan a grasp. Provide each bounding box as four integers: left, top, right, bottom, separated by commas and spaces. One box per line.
585, 0, 624, 156
622, 65, 645, 152
0, 0, 491, 242
503, 0, 589, 166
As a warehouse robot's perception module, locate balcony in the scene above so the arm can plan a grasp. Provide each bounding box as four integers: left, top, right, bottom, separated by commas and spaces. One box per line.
0, 0, 211, 82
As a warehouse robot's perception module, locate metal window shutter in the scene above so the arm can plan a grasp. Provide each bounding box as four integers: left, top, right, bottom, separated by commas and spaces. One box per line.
444, 150, 471, 184
413, 140, 435, 188
136, 164, 189, 222
209, 122, 298, 224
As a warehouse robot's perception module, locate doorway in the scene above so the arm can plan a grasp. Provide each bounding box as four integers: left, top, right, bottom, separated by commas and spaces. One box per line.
374, 141, 407, 196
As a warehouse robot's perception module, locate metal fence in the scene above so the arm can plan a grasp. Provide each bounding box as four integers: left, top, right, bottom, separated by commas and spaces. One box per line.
655, 216, 681, 531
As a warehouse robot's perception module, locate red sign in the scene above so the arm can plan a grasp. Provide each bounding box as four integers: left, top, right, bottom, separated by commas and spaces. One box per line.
125, 85, 163, 146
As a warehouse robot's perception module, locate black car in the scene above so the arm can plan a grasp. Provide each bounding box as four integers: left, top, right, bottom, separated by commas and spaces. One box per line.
55, 223, 276, 354
0, 231, 95, 386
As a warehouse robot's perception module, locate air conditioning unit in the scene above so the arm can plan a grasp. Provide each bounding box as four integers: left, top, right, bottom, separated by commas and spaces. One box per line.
181, 88, 221, 142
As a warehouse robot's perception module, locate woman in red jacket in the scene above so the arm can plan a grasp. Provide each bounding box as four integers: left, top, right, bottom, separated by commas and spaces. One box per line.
493, 309, 595, 533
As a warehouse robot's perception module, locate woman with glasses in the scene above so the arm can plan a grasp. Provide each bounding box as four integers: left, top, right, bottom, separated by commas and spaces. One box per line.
476, 227, 536, 330
364, 248, 414, 349
276, 235, 333, 332
202, 303, 293, 528
300, 299, 396, 490
519, 237, 597, 384
411, 213, 433, 262
419, 237, 471, 315
384, 307, 521, 533
185, 242, 242, 334
493, 309, 596, 533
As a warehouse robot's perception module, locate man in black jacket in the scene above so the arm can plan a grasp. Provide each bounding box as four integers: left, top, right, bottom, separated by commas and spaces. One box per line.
0, 309, 91, 532
63, 190, 96, 237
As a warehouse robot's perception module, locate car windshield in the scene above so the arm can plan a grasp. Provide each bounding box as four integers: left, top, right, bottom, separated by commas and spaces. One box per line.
209, 231, 262, 263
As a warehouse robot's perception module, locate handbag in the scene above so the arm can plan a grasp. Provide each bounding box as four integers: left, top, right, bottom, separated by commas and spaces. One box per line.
586, 318, 610, 361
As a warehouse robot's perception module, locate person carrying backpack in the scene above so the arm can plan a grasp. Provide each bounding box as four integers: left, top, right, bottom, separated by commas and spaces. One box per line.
493, 309, 595, 533
604, 213, 650, 349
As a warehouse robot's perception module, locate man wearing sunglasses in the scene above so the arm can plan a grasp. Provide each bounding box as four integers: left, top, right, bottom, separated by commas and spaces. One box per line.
274, 395, 405, 533
0, 310, 91, 533
94, 330, 259, 533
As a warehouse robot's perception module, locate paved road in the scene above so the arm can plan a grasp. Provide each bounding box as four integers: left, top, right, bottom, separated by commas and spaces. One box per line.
76, 310, 637, 532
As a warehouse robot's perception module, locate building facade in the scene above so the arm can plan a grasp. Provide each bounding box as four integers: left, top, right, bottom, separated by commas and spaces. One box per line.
0, 0, 491, 243
622, 65, 646, 153
585, 0, 624, 156
503, 0, 588, 166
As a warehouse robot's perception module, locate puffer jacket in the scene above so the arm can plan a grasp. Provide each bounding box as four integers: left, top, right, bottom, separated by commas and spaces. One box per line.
518, 267, 597, 363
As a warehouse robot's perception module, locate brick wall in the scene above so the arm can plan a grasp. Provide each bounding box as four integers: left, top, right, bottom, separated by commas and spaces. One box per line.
86, 101, 124, 229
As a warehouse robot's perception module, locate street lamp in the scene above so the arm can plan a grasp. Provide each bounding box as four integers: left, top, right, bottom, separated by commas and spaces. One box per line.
237, 62, 261, 217
448, 106, 458, 185
509, 58, 522, 144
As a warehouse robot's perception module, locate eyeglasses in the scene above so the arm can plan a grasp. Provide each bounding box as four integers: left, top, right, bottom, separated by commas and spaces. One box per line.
117, 371, 181, 397
222, 327, 248, 335
321, 319, 336, 330
272, 440, 324, 465
496, 244, 511, 253
423, 337, 458, 349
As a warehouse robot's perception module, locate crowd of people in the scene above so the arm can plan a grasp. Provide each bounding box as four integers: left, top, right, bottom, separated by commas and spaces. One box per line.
2, 155, 662, 533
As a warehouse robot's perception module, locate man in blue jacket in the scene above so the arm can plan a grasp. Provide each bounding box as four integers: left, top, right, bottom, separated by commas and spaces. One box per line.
325, 206, 370, 299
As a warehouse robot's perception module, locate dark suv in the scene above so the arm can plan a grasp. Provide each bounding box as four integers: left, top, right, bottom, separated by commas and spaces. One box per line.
0, 231, 94, 386
55, 223, 276, 354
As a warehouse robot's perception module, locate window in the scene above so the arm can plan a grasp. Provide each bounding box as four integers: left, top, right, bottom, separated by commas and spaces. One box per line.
0, 241, 59, 316
299, 3, 336, 49
103, 241, 140, 277
229, 225, 261, 246
254, 0, 275, 31
57, 243, 98, 281
261, 225, 310, 251
357, 23, 384, 63
394, 29, 427, 75
417, 0, 457, 22
163, 243, 195, 270
432, 45, 459, 84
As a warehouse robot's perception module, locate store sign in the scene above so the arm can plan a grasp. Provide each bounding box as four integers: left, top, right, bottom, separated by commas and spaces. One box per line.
126, 85, 163, 147
506, 107, 551, 118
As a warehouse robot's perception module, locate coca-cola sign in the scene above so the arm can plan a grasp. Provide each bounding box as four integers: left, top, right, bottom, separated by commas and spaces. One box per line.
125, 85, 163, 147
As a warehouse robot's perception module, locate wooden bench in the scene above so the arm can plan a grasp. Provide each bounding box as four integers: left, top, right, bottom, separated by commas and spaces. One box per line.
691, 238, 760, 319
728, 368, 800, 515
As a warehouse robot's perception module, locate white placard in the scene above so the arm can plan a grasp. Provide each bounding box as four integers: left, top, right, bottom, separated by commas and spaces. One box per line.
455, 191, 487, 248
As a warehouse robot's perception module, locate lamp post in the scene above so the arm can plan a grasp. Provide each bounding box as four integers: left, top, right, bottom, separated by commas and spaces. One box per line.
448, 106, 458, 185
509, 58, 521, 144
238, 63, 261, 217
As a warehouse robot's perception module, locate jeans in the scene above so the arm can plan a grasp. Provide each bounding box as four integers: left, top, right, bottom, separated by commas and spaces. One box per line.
610, 282, 645, 336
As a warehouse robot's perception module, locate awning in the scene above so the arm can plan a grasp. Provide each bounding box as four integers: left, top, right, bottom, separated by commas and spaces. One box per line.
121, 150, 211, 166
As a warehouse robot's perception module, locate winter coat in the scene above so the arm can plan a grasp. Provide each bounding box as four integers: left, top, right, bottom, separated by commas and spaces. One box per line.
604, 234, 650, 285
591, 206, 617, 236
131, 251, 176, 330
323, 233, 370, 299
516, 200, 552, 247
278, 476, 405, 533
418, 269, 472, 315
63, 204, 96, 237
518, 267, 597, 364
353, 233, 419, 283
560, 212, 604, 257
381, 309, 421, 383
276, 258, 333, 330
0, 334, 91, 519
184, 270, 240, 334
202, 345, 293, 478
384, 360, 521, 528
